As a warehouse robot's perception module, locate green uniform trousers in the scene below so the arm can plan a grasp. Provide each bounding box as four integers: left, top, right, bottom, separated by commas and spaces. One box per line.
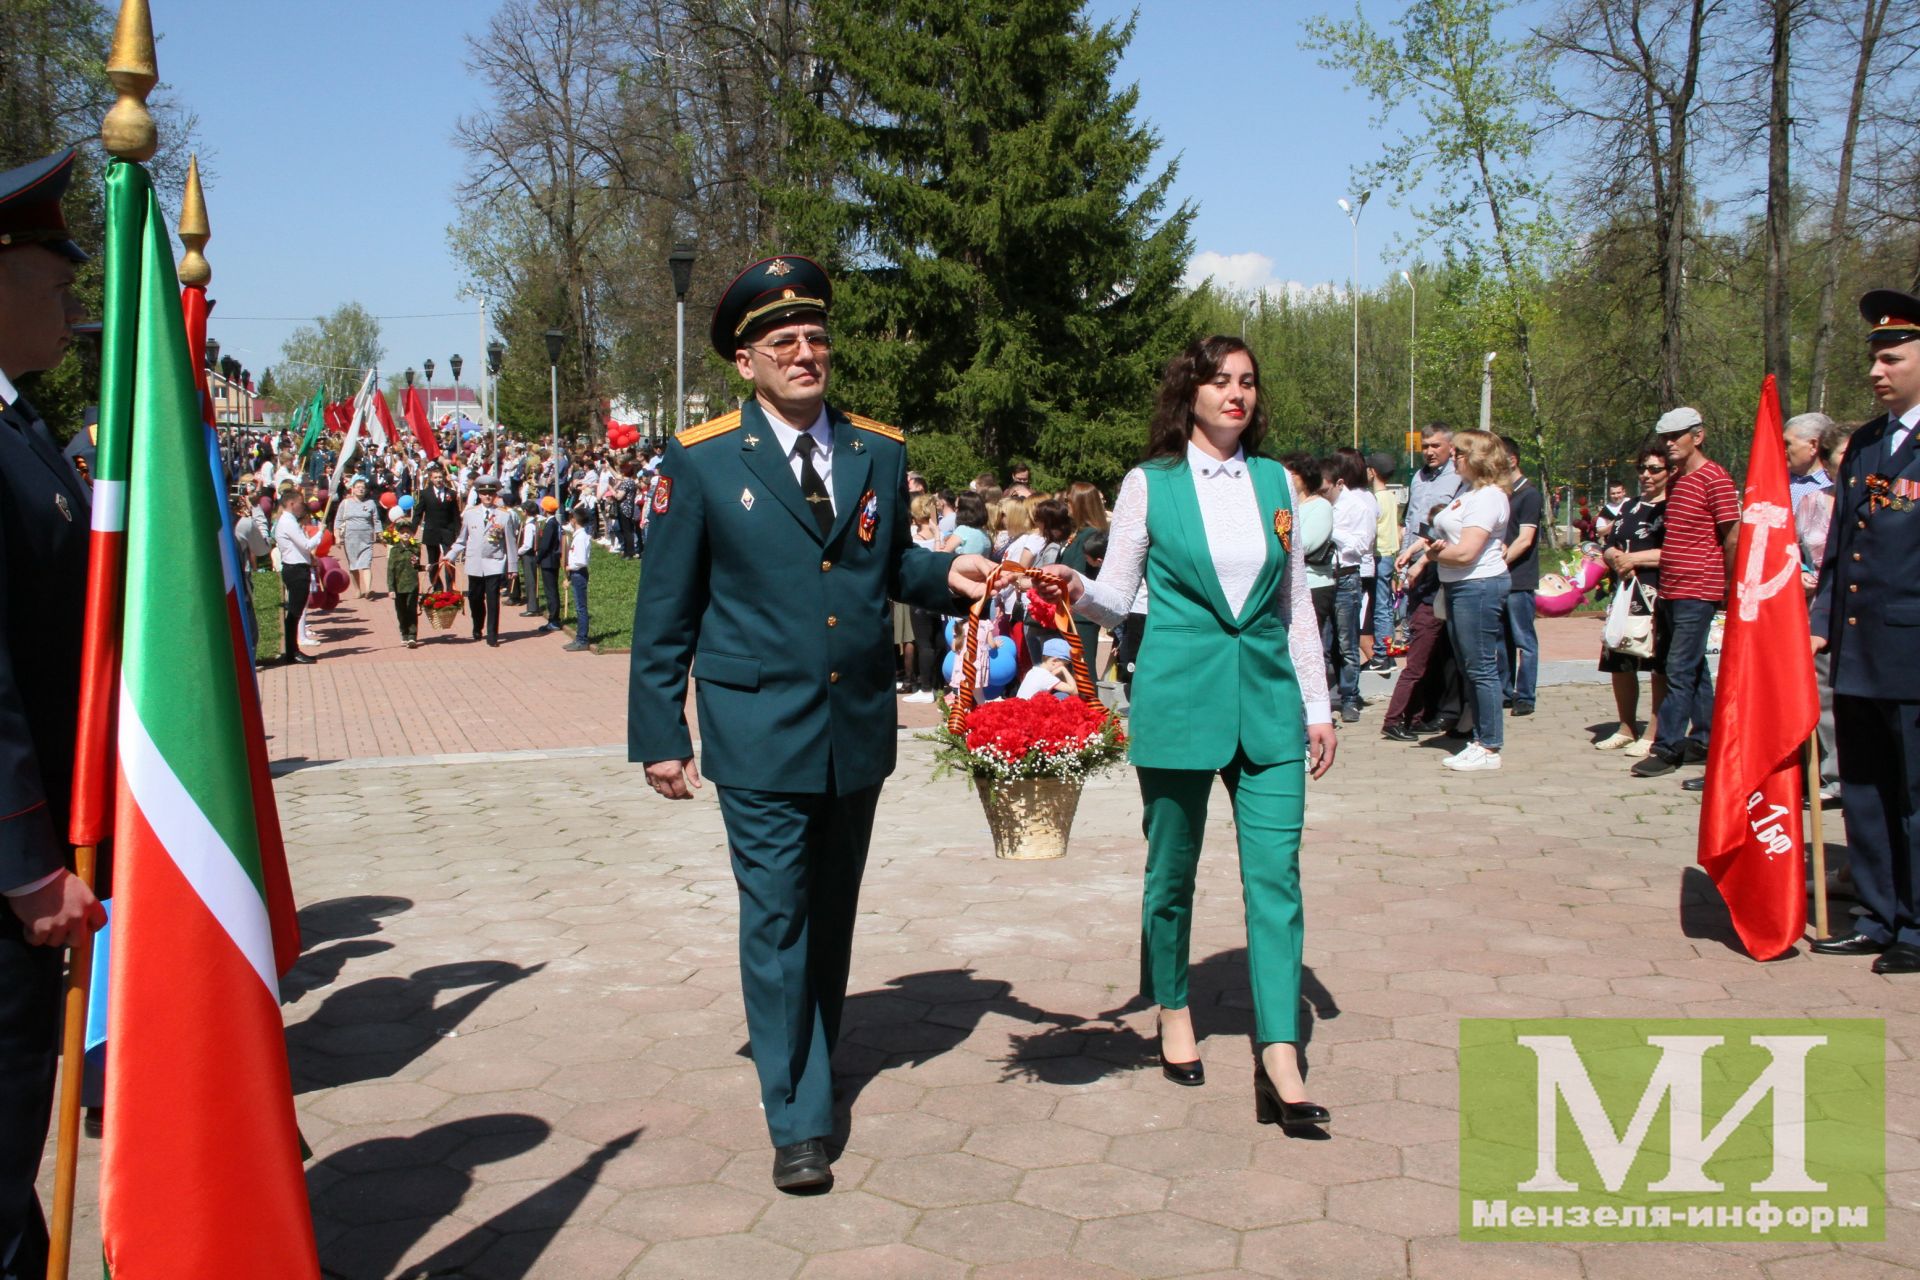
716, 779, 882, 1146
1137, 751, 1305, 1043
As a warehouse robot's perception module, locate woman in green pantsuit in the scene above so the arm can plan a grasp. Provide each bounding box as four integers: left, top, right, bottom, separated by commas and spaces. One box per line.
1045, 335, 1338, 1127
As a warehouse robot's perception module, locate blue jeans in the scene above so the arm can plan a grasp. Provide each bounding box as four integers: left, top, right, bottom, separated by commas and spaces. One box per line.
1372, 555, 1396, 646
569, 568, 590, 642
1652, 598, 1716, 761
1444, 574, 1510, 751
1502, 589, 1538, 706
1333, 572, 1365, 706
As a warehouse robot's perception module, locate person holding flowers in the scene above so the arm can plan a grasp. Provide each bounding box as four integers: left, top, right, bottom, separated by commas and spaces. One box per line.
384, 513, 424, 649
1041, 334, 1337, 1129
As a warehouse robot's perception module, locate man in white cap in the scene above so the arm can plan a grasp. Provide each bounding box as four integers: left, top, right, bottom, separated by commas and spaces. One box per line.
1630, 407, 1738, 785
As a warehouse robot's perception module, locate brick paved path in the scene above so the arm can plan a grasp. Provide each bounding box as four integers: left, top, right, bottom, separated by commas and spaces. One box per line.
45, 682, 1918, 1278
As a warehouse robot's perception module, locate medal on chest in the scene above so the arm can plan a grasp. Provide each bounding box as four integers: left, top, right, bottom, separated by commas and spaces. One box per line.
857, 489, 879, 543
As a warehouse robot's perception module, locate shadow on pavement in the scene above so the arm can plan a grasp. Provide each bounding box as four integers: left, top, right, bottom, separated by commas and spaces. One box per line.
309, 1115, 640, 1280
288, 960, 546, 1095
1678, 865, 1778, 957
283, 895, 412, 1004
830, 955, 1340, 1120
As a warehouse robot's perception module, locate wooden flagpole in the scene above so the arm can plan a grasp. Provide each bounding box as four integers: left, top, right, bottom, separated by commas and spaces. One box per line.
46, 844, 98, 1280
1807, 732, 1828, 941
50, 10, 161, 1270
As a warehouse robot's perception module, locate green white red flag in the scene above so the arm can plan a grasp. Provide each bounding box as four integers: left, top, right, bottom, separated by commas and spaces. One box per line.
94, 157, 318, 1278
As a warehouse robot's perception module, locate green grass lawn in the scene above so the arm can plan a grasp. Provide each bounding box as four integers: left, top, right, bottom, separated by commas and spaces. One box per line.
251, 569, 281, 662
583, 544, 639, 649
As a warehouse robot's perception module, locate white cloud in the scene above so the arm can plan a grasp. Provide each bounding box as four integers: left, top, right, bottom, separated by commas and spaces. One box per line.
1184, 251, 1339, 304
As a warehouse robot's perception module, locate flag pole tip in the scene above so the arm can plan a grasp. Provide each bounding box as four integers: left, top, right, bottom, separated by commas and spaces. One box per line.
178, 154, 210, 285
101, 0, 158, 162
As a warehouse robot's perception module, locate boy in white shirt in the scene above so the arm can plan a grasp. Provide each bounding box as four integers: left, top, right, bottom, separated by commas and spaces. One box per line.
1016, 637, 1079, 700
564, 507, 593, 652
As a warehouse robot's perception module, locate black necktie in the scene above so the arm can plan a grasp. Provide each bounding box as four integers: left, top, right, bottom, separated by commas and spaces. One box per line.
794, 434, 833, 536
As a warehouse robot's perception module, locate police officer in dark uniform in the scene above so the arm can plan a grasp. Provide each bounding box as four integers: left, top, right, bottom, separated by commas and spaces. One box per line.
0, 147, 104, 1280
628, 256, 996, 1191
1810, 289, 1920, 974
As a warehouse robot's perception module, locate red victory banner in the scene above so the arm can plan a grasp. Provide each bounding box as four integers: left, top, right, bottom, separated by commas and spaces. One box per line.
1696, 374, 1820, 959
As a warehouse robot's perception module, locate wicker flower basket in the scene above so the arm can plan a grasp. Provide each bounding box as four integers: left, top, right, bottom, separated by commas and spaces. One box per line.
423, 600, 464, 630
977, 776, 1083, 861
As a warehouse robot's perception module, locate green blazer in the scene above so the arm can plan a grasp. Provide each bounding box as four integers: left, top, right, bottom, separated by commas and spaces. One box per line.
1126, 456, 1304, 771
627, 399, 958, 795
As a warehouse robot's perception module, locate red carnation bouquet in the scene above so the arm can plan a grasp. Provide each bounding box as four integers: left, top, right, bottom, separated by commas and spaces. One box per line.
925, 692, 1127, 783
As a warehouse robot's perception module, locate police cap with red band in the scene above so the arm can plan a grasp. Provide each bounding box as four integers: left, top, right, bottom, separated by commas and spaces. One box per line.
1861, 288, 1920, 344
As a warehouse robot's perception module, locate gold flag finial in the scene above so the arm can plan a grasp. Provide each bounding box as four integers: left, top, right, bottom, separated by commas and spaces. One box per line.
178, 154, 210, 285
101, 0, 158, 161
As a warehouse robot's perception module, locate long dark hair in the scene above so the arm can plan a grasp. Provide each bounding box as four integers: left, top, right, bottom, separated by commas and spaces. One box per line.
1144, 335, 1269, 462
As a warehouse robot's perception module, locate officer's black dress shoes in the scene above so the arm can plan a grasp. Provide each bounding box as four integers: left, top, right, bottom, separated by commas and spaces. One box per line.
287, 653, 316, 665
772, 1139, 833, 1193
1810, 932, 1888, 956
1681, 777, 1705, 793
1382, 722, 1420, 742
1872, 943, 1920, 975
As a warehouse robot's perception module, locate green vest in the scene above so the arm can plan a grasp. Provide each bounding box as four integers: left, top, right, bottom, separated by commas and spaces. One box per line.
1127, 456, 1303, 770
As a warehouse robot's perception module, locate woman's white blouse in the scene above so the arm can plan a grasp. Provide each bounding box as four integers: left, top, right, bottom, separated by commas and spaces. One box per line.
1073, 444, 1331, 725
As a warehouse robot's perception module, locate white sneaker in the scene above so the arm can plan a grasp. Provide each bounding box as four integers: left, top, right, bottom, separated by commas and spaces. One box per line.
1444, 743, 1501, 771
902, 691, 935, 704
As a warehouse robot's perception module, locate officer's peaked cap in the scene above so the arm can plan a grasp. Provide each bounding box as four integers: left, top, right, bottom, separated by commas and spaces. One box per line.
710, 255, 831, 357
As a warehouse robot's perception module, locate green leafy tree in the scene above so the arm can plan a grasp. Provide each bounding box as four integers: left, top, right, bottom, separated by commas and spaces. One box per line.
275, 303, 384, 411
1305, 0, 1561, 486
772, 0, 1198, 488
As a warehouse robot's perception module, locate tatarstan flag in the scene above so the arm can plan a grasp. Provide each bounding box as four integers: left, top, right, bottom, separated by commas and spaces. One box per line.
96, 158, 318, 1278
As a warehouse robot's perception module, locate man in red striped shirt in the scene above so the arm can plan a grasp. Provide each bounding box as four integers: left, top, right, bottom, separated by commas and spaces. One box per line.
1631, 407, 1739, 782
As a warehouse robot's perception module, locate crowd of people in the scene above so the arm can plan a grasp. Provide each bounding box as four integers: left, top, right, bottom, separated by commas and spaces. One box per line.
216, 425, 678, 662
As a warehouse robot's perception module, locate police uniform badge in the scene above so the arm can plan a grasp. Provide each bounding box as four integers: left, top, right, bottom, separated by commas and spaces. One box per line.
652, 477, 673, 516
1273, 509, 1292, 553
54, 493, 72, 522
857, 489, 879, 543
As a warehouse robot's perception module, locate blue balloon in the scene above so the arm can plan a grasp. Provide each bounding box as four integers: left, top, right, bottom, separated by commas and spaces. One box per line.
398, 495, 416, 511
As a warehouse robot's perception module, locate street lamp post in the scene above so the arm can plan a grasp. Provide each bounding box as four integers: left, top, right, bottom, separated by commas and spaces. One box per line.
423, 358, 436, 443
486, 340, 505, 431
1400, 269, 1417, 470
1338, 191, 1370, 449
667, 243, 697, 435
544, 329, 567, 480
1479, 352, 1497, 433
450, 354, 464, 441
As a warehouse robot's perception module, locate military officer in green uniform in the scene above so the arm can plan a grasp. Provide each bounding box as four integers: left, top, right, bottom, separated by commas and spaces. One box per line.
628, 256, 995, 1192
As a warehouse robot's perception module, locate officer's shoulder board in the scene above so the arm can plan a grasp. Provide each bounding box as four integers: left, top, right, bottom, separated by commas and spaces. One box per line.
846, 413, 905, 443
676, 410, 743, 448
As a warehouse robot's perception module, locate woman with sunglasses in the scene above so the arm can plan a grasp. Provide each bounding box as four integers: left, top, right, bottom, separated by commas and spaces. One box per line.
1043, 335, 1337, 1131
1595, 444, 1671, 756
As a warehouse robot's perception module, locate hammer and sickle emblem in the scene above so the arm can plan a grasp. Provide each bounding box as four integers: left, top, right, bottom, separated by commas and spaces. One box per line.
1736, 501, 1797, 622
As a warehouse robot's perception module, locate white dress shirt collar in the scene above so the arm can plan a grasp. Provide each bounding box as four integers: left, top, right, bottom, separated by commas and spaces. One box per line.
0, 368, 19, 413
1187, 440, 1247, 480
760, 401, 832, 458
1893, 403, 1920, 452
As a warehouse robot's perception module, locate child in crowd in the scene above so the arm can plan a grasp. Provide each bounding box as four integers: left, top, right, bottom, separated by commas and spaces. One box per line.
1016, 637, 1079, 700
386, 513, 423, 649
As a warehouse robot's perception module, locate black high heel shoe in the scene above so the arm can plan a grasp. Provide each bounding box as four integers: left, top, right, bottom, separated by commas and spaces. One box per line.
1160, 1053, 1205, 1086
1254, 1061, 1329, 1127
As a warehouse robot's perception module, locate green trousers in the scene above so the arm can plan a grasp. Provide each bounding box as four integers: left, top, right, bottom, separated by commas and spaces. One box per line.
716, 780, 882, 1146
1137, 752, 1305, 1043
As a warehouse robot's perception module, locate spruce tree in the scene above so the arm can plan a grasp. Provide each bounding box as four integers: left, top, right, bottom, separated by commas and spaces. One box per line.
775, 0, 1196, 489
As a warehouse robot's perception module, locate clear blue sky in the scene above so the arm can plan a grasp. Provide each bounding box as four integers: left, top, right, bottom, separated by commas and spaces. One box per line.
159, 0, 1498, 395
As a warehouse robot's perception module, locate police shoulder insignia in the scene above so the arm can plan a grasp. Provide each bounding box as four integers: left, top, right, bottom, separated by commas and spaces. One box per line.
676, 410, 743, 448
652, 477, 673, 516
1274, 509, 1292, 553
846, 413, 905, 443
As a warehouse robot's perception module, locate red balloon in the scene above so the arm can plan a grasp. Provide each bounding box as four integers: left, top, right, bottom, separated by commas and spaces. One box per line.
379, 491, 398, 508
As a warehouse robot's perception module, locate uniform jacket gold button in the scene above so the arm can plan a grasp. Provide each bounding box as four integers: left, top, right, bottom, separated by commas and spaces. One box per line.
826, 615, 837, 627
829, 671, 840, 683
821, 560, 832, 572
1850, 583, 1859, 593
1853, 552, 1862, 561
1848, 616, 1858, 626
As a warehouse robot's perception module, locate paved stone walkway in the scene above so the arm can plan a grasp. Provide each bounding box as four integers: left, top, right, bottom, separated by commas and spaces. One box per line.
46, 681, 1917, 1278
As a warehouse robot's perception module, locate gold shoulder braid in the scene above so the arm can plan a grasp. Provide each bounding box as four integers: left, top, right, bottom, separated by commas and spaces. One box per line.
676, 409, 743, 448
846, 412, 904, 443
